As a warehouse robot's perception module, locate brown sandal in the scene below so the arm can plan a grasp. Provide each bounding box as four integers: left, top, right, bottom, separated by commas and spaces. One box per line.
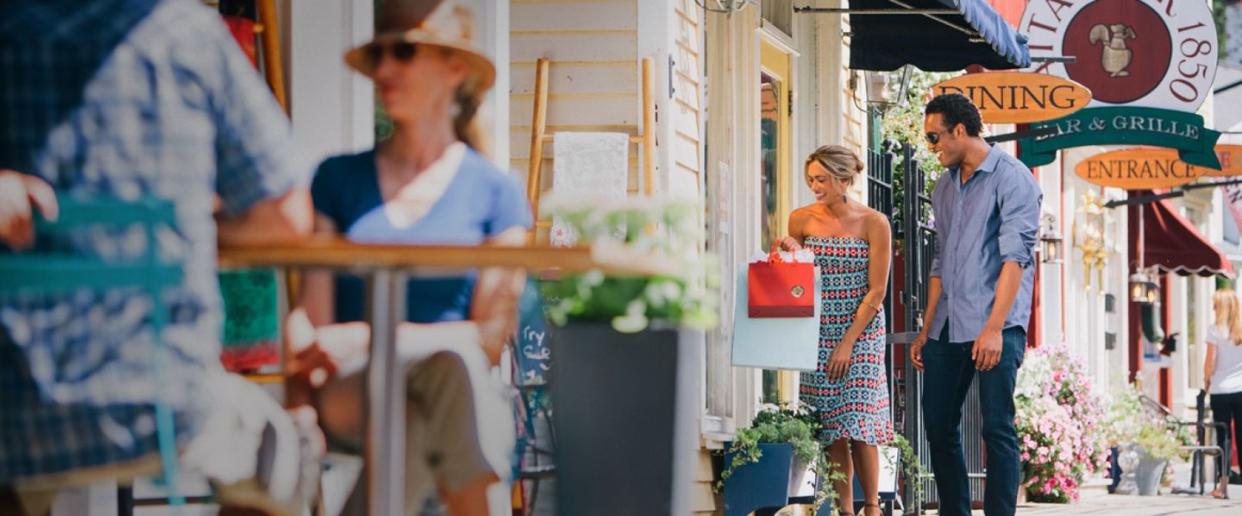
863, 502, 883, 516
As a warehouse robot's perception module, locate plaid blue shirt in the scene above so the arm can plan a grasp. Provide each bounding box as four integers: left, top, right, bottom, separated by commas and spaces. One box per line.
0, 0, 305, 481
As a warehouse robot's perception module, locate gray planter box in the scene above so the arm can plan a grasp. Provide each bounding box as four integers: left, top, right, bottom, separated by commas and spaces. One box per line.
549, 324, 700, 516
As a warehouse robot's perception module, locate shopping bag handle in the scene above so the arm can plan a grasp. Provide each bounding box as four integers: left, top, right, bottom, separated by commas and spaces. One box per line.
768, 241, 785, 264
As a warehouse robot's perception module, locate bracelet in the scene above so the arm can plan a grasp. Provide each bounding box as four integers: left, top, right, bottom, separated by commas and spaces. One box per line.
861, 300, 882, 313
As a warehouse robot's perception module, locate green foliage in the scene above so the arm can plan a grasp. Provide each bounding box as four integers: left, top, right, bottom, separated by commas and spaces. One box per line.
1104, 381, 1192, 461
1214, 0, 1228, 62
877, 69, 952, 233
1135, 422, 1186, 461
715, 405, 823, 494
715, 405, 928, 513
539, 196, 719, 333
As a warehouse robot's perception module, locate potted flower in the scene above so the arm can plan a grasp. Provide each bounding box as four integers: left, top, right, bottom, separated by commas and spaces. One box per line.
715, 406, 823, 514
1101, 379, 1145, 494
1013, 343, 1109, 503
540, 195, 719, 515
1132, 419, 1185, 496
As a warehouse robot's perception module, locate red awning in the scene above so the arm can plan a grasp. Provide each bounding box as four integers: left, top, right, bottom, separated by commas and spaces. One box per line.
1128, 191, 1235, 278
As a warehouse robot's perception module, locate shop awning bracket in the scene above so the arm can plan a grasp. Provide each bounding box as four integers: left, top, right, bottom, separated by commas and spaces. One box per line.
1102, 178, 1242, 209
984, 126, 1059, 144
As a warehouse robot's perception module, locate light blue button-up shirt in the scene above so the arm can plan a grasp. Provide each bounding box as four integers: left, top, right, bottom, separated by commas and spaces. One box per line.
928, 145, 1042, 343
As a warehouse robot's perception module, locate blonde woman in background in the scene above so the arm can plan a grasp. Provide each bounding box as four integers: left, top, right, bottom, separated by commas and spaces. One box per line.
1205, 288, 1242, 498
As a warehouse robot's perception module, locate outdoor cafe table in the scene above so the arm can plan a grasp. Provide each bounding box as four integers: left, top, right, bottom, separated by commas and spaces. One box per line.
218, 237, 673, 515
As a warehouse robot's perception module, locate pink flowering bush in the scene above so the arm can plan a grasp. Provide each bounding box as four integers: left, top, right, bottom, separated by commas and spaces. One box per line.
1014, 343, 1109, 502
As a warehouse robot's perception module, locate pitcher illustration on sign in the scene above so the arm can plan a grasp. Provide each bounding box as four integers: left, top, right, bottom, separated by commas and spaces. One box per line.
1088, 24, 1136, 77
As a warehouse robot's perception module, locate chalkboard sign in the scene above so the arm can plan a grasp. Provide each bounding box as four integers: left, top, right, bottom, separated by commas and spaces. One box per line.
513, 280, 551, 386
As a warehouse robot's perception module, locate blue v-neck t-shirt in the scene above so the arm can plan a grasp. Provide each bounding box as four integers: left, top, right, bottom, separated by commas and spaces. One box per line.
310, 147, 532, 323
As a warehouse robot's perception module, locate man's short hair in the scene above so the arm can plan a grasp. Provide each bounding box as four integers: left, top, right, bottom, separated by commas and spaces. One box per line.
925, 93, 983, 137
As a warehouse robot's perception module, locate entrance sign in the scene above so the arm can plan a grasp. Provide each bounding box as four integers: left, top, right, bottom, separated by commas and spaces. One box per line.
1205, 145, 1242, 177
1074, 147, 1208, 189
931, 72, 1093, 123
1019, 106, 1222, 169
1019, 0, 1218, 112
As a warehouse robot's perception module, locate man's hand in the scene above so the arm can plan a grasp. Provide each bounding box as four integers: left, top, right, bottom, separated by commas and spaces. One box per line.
973, 326, 1004, 371
911, 331, 928, 371
0, 170, 57, 250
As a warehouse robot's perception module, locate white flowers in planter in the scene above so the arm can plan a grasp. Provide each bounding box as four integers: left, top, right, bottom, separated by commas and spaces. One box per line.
539, 194, 719, 333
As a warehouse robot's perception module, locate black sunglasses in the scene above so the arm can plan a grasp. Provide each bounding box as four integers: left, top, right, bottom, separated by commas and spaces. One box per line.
925, 124, 959, 145
364, 41, 418, 66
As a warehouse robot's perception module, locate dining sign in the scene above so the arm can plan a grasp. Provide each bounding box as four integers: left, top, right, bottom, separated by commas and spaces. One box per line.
931, 72, 1093, 124
1075, 147, 1210, 189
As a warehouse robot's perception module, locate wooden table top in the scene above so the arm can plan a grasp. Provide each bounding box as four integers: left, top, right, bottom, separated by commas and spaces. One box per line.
218, 236, 678, 276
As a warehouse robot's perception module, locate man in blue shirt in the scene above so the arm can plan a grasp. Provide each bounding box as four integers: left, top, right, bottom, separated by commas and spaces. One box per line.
0, 1, 314, 514
909, 93, 1042, 516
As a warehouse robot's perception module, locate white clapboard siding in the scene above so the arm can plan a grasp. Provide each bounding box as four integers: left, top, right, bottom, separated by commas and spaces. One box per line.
511, 1, 636, 31
511, 31, 637, 62
510, 62, 638, 95
509, 0, 639, 190
669, 0, 703, 201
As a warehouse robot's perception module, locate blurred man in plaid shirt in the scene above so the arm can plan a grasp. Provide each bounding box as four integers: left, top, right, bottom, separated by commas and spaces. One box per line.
0, 0, 316, 514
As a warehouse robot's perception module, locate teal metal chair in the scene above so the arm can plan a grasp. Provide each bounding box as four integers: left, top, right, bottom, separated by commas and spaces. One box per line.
0, 196, 186, 508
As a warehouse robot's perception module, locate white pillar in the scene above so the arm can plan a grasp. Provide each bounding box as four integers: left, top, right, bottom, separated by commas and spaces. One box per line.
288, 0, 374, 165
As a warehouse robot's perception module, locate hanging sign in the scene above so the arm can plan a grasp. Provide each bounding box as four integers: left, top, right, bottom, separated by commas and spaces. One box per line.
1019, 0, 1219, 112
1074, 147, 1209, 189
1222, 180, 1242, 237
1204, 145, 1242, 177
931, 72, 1093, 124
1019, 106, 1222, 169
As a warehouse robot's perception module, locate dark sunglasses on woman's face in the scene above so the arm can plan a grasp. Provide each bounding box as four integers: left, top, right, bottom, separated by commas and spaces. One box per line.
365, 42, 418, 66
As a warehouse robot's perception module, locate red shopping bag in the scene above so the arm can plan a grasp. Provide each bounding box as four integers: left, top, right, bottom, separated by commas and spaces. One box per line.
747, 244, 815, 318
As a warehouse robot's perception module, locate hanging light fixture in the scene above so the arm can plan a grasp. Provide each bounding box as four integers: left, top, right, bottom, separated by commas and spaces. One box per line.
1040, 212, 1063, 264
864, 65, 911, 111
1129, 203, 1161, 304
1129, 269, 1160, 305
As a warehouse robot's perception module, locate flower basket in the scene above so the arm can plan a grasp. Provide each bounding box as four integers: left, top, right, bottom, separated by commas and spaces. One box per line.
1014, 343, 1108, 503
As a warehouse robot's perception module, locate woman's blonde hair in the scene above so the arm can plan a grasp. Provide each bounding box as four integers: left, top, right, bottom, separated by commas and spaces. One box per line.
453, 85, 489, 156
805, 145, 865, 186
1213, 289, 1242, 345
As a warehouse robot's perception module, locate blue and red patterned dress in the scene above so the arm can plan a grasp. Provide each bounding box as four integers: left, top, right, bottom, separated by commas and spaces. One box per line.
798, 236, 894, 445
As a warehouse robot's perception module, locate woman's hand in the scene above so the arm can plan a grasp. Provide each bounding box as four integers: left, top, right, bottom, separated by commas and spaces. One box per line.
826, 340, 853, 380
284, 308, 369, 406
0, 170, 57, 250
777, 236, 803, 252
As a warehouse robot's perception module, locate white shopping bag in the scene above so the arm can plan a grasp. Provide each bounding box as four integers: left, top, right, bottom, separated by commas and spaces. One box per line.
730, 251, 821, 371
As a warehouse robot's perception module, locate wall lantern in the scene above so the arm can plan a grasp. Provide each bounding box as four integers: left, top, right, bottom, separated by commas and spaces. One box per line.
1040, 212, 1063, 264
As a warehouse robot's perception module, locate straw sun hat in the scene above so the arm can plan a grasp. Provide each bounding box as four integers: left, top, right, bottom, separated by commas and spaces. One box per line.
344, 0, 496, 96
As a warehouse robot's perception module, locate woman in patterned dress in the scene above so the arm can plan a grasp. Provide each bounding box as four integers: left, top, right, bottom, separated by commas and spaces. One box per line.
778, 145, 894, 516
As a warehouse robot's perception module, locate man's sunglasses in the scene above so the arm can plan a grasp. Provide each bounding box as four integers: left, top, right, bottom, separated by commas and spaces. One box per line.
364, 42, 419, 66
925, 123, 960, 145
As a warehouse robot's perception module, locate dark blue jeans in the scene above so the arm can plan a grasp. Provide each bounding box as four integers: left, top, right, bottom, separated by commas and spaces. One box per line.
922, 325, 1026, 516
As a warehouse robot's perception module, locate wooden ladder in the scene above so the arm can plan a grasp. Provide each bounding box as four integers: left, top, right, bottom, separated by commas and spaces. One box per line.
523, 57, 658, 243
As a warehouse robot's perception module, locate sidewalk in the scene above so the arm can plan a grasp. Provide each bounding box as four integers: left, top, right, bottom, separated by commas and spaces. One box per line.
1010, 485, 1242, 515
974, 471, 1242, 516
